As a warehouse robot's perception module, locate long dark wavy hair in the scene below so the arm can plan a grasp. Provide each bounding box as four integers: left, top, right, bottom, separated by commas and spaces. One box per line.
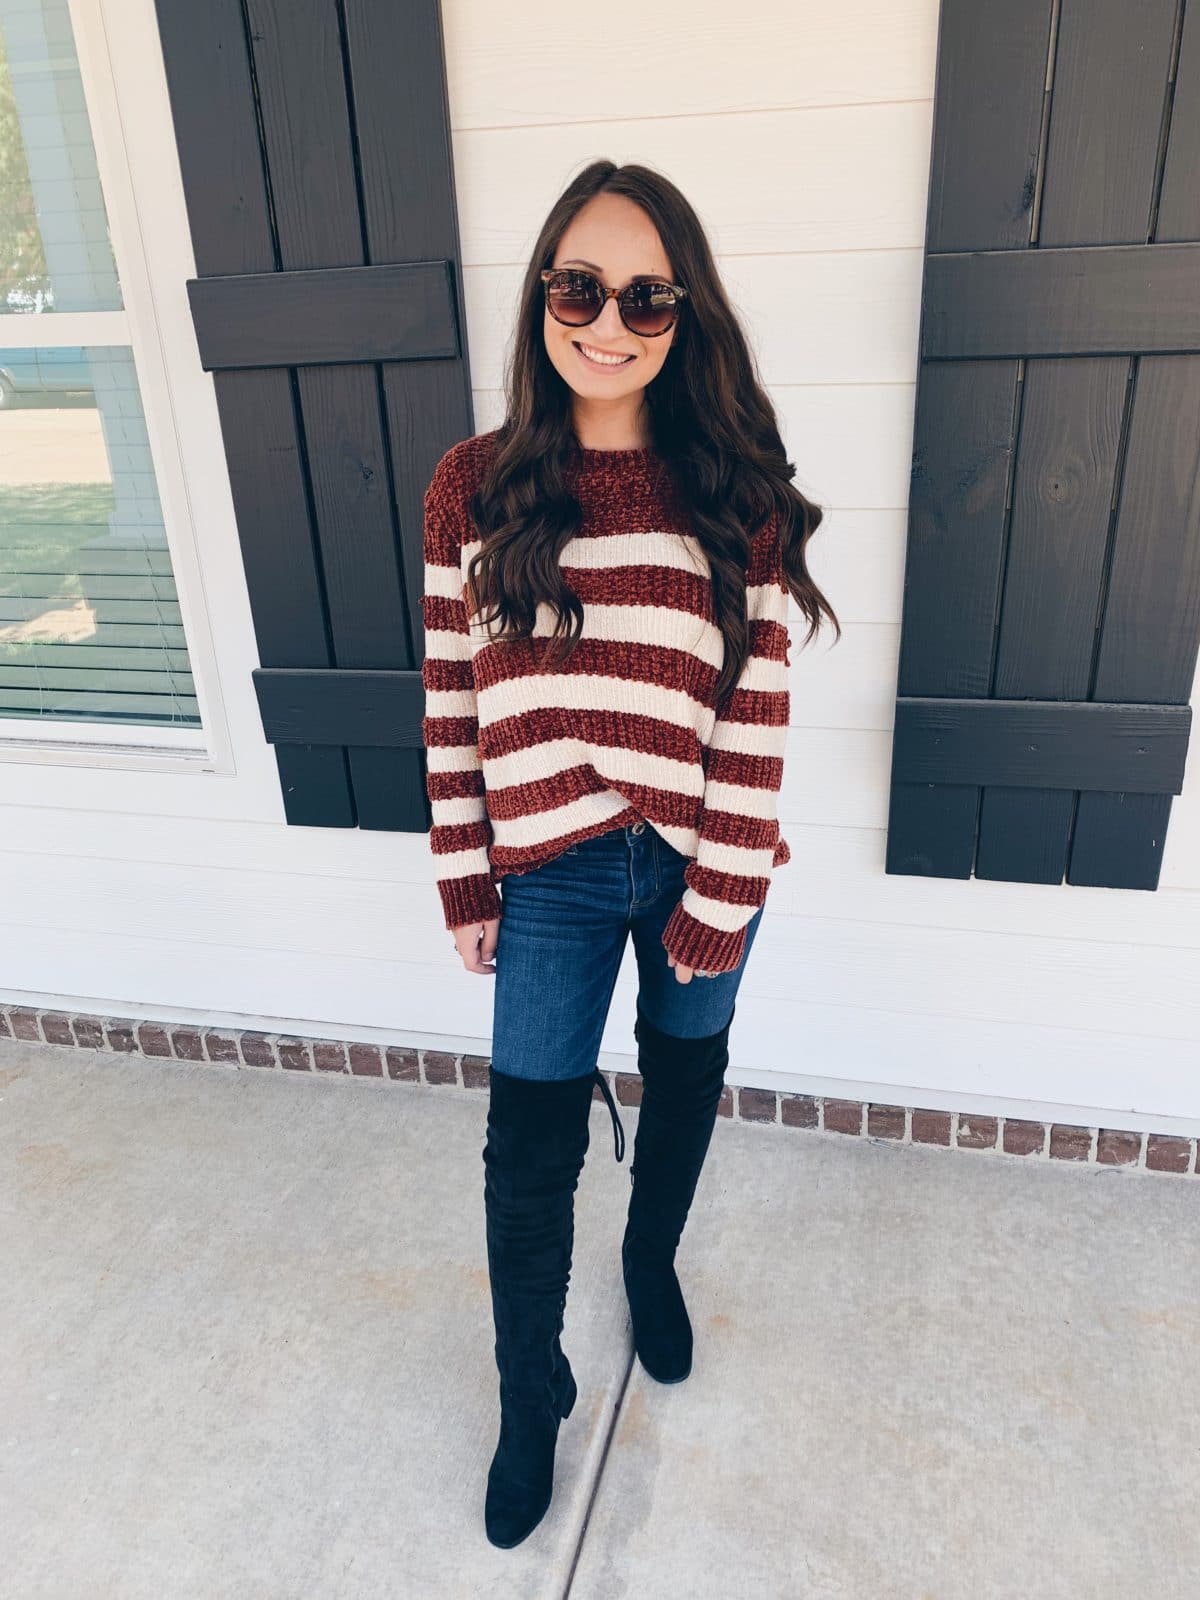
463, 159, 839, 705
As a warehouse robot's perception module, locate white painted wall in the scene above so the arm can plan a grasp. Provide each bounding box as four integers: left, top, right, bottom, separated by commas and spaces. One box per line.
2, 0, 1198, 1129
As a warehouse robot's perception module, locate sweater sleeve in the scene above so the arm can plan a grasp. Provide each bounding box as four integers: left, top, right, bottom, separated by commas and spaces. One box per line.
420, 455, 503, 930
661, 510, 792, 975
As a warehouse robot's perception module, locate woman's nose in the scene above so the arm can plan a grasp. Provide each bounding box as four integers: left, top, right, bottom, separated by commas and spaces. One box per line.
591, 294, 627, 339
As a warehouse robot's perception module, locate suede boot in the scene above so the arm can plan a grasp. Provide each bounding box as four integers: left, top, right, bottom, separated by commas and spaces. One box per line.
481, 1065, 598, 1548
621, 1003, 734, 1383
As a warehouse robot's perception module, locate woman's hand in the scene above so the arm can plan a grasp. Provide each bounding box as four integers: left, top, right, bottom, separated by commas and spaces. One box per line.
451, 916, 500, 974
666, 953, 716, 984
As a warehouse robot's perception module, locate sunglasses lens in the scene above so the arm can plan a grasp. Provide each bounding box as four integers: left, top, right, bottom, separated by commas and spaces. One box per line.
621, 282, 680, 336
545, 270, 603, 325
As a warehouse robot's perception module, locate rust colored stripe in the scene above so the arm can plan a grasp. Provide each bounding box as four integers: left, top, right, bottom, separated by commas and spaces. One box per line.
425, 767, 486, 802
480, 705, 704, 764
558, 563, 712, 614
430, 818, 492, 852
684, 862, 771, 905
474, 635, 697, 695
422, 593, 470, 633
422, 713, 481, 747
704, 747, 785, 789
482, 766, 703, 830
696, 810, 780, 853
422, 656, 474, 691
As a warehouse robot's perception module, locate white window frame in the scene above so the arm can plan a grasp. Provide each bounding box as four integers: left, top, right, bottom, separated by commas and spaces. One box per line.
0, 0, 235, 777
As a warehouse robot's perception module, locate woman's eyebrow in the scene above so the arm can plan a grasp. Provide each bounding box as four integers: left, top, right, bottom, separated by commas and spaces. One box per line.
560, 257, 669, 282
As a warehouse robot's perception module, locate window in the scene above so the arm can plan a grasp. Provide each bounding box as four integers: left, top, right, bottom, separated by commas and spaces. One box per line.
0, 0, 199, 735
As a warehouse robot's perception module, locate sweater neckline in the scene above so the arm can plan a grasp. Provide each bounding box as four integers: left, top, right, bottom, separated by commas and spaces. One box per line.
575, 442, 657, 463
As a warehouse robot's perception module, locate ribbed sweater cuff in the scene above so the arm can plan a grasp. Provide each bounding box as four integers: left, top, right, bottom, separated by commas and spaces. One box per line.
438, 872, 502, 930
660, 901, 749, 976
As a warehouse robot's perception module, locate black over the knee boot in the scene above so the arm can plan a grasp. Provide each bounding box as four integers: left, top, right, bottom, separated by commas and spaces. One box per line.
481, 1065, 600, 1549
621, 1002, 734, 1383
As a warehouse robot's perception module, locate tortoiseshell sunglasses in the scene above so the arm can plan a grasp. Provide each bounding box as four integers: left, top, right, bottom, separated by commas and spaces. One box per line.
540, 267, 688, 338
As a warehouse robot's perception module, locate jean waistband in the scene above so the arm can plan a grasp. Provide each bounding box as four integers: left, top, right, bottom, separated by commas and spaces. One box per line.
576, 819, 653, 849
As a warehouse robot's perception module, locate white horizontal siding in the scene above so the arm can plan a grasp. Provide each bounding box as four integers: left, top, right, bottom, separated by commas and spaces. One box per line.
4, 793, 1197, 956
440, 0, 939, 127
3, 846, 1196, 1039
2, 0, 1198, 1130
453, 102, 937, 259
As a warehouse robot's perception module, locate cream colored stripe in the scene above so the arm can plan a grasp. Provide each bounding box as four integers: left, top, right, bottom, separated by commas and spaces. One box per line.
476, 671, 714, 731
460, 532, 777, 591
678, 886, 760, 934
701, 778, 782, 819
562, 532, 708, 576
488, 792, 635, 852
431, 794, 489, 827
452, 539, 777, 611
728, 655, 789, 694
746, 578, 787, 619
466, 598, 784, 664
423, 561, 464, 598
471, 601, 718, 662
482, 737, 705, 800
707, 718, 790, 757
691, 837, 776, 879
430, 845, 493, 879
425, 742, 483, 774
463, 530, 708, 576
424, 625, 473, 660
424, 687, 479, 721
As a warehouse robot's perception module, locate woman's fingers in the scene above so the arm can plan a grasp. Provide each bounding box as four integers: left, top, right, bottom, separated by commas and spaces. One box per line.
453, 916, 501, 974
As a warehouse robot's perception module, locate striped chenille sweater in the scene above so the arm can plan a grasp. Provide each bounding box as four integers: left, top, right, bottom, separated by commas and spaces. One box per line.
420, 429, 791, 975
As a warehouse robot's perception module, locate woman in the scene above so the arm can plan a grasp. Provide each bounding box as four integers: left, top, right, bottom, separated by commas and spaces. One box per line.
420, 159, 837, 1549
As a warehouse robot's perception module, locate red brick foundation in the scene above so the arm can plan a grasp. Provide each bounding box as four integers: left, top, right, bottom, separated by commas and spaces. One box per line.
3, 1003, 1196, 1179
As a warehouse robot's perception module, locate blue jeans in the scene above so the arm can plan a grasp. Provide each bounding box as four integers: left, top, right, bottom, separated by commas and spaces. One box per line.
489, 819, 764, 1083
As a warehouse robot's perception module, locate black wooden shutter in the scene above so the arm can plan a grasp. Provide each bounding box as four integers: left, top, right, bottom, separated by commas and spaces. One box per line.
153, 0, 470, 830
886, 0, 1199, 889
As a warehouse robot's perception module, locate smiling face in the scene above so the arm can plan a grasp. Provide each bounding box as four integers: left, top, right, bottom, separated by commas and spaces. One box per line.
543, 192, 679, 442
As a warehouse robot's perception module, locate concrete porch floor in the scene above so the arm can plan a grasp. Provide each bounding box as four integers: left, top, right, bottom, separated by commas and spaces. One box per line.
2, 1038, 1198, 1599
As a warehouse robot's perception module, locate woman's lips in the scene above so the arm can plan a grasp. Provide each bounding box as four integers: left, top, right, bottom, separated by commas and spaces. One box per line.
573, 340, 635, 372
